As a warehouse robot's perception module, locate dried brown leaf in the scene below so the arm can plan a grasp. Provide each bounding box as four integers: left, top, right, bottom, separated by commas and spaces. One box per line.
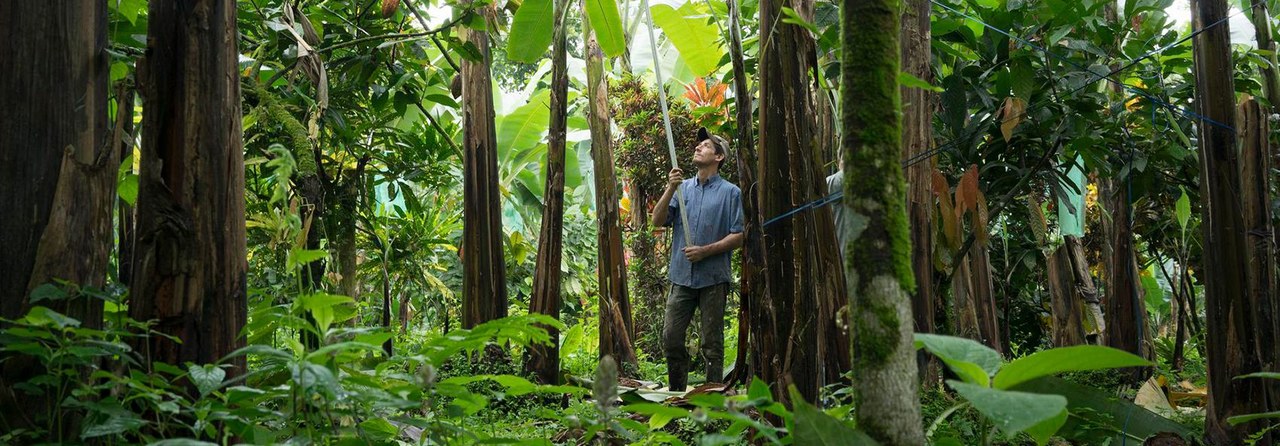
1000, 97, 1026, 142
382, 0, 401, 17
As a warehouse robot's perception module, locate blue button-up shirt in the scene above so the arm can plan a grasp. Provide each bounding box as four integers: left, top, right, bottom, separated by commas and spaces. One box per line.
664, 174, 743, 288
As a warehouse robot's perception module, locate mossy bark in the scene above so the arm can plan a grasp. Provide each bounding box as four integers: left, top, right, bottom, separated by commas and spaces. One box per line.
841, 0, 924, 443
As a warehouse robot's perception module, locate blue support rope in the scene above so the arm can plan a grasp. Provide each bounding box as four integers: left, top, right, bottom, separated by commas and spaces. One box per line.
758, 1, 1240, 228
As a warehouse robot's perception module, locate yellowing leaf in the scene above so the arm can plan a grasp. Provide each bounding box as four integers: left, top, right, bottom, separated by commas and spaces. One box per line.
1000, 97, 1026, 142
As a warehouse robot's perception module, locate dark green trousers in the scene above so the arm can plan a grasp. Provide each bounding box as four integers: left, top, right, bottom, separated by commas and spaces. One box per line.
662, 283, 728, 391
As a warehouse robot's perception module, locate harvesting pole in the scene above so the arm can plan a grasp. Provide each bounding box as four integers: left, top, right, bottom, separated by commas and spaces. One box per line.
642, 0, 693, 247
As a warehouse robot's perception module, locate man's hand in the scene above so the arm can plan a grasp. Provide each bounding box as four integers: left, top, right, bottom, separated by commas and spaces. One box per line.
683, 245, 711, 262
667, 168, 683, 191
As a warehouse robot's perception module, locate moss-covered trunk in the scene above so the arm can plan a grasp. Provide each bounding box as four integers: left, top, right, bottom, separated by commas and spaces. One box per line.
841, 0, 924, 442
525, 0, 572, 385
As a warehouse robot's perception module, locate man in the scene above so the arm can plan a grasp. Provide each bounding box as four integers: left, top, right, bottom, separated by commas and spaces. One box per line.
651, 127, 743, 391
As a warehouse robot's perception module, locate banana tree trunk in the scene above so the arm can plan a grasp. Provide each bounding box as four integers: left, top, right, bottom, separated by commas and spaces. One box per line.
460, 1, 509, 328
526, 0, 572, 384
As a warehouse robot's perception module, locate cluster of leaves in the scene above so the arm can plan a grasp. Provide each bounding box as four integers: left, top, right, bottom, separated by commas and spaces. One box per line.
916, 333, 1155, 445
0, 292, 584, 444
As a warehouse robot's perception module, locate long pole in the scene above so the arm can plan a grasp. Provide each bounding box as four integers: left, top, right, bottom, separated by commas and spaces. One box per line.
642, 0, 692, 246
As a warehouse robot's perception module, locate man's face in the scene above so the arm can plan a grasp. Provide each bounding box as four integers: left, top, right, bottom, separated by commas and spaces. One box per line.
691, 139, 722, 168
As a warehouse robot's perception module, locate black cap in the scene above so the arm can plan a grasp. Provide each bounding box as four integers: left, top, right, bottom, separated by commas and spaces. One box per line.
697, 127, 729, 155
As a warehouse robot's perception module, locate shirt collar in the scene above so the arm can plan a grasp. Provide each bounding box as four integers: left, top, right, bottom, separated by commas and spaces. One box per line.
696, 174, 721, 187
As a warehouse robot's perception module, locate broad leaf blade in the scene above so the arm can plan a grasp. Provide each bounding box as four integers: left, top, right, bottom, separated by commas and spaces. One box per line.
585, 0, 625, 57
949, 381, 1068, 441
650, 3, 725, 77
993, 345, 1151, 390
914, 333, 1001, 387
1175, 188, 1190, 232
789, 387, 879, 445
507, 0, 556, 62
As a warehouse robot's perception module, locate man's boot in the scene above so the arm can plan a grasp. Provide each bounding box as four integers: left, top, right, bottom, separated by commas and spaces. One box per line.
668, 363, 688, 391
706, 362, 722, 385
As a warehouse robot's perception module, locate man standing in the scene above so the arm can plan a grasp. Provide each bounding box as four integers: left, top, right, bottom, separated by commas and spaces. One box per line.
651, 128, 743, 391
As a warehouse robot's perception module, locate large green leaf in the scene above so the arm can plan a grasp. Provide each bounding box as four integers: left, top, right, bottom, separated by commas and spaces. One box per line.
789, 387, 879, 445
188, 364, 226, 397
949, 381, 1067, 444
584, 0, 626, 57
1012, 377, 1193, 443
650, 3, 725, 77
914, 334, 1002, 387
498, 91, 553, 155
993, 345, 1151, 389
507, 0, 556, 62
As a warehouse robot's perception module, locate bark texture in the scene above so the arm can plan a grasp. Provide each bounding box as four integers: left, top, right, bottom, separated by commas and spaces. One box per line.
461, 2, 509, 328
584, 15, 637, 369
843, 0, 925, 442
724, 0, 766, 387
0, 1, 110, 432
1240, 97, 1280, 430
757, 0, 826, 405
900, 0, 939, 384
1190, 0, 1272, 442
525, 0, 571, 385
130, 0, 247, 374
0, 1, 110, 323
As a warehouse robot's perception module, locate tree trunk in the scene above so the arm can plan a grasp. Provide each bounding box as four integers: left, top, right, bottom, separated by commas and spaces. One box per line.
0, 1, 110, 433
1048, 246, 1086, 346
970, 243, 1004, 354
584, 10, 637, 370
0, 1, 110, 324
1240, 96, 1280, 425
809, 71, 852, 385
1102, 1, 1150, 376
1101, 177, 1147, 363
117, 84, 138, 286
130, 0, 247, 376
461, 2, 509, 328
842, 0, 925, 441
724, 0, 764, 388
525, 0, 572, 385
1191, 0, 1272, 442
757, 0, 824, 405
900, 0, 940, 384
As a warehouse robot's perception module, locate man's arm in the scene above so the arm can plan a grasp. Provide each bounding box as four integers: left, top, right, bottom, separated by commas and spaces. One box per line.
683, 232, 743, 262
651, 168, 683, 226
